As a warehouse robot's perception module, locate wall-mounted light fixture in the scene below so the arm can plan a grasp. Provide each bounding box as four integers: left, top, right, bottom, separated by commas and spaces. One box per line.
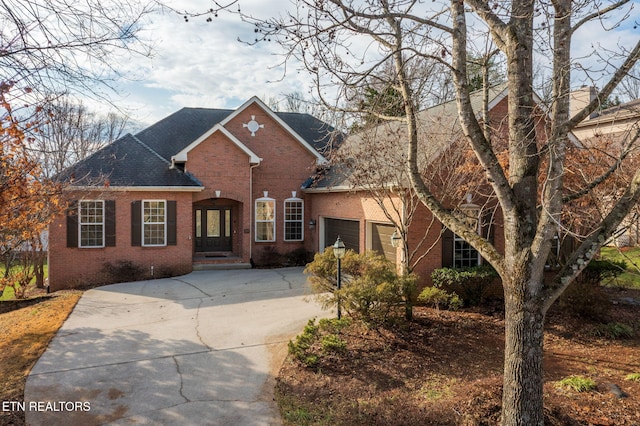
309, 219, 316, 229
390, 230, 402, 248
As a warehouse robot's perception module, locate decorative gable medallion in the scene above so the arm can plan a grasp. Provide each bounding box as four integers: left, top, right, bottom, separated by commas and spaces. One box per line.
243, 115, 264, 136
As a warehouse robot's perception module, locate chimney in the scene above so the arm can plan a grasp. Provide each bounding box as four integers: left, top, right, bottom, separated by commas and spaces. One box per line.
570, 86, 598, 120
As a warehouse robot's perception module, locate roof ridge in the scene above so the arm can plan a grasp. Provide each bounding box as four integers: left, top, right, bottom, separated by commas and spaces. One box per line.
130, 134, 171, 166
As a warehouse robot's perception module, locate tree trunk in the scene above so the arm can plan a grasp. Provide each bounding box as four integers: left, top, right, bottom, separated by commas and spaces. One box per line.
35, 249, 45, 289
501, 275, 545, 426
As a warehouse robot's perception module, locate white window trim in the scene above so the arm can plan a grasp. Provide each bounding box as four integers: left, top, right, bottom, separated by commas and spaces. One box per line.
78, 200, 105, 248
453, 233, 481, 268
453, 206, 481, 268
255, 197, 276, 242
284, 198, 304, 242
142, 199, 167, 247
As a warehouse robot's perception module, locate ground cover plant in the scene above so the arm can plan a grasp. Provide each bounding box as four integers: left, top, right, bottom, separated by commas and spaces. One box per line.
277, 286, 640, 425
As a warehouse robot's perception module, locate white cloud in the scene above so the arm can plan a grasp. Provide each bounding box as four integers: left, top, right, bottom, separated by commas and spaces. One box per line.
105, 0, 639, 126
108, 0, 312, 125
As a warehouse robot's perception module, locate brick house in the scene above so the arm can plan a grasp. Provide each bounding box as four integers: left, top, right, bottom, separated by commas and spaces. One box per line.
50, 85, 600, 290
48, 97, 341, 290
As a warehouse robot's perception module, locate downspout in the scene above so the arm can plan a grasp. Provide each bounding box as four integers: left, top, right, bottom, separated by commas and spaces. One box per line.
249, 162, 260, 263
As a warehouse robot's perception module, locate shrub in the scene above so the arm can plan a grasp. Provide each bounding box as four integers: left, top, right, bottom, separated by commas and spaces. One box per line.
102, 260, 145, 283
288, 318, 351, 368
578, 259, 627, 284
285, 248, 311, 266
305, 249, 412, 323
256, 245, 283, 267
625, 373, 640, 382
430, 265, 499, 306
555, 375, 597, 392
288, 319, 321, 368
417, 286, 462, 311
321, 334, 347, 354
590, 322, 634, 339
556, 260, 625, 319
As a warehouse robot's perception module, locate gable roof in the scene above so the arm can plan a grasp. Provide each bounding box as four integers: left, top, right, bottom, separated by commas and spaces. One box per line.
59, 97, 341, 189
173, 124, 261, 164
219, 96, 334, 163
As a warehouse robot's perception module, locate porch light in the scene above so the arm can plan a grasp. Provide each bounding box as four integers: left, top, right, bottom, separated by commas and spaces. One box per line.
309, 219, 316, 229
390, 230, 402, 248
333, 236, 346, 319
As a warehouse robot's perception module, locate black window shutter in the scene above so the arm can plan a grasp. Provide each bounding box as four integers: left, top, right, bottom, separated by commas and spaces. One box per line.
131, 201, 141, 246
105, 200, 116, 247
66, 200, 78, 248
167, 200, 177, 246
441, 226, 454, 268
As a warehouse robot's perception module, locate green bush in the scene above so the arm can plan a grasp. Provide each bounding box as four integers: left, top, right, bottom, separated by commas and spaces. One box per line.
590, 322, 634, 339
430, 265, 499, 306
288, 319, 321, 368
555, 375, 597, 392
579, 259, 627, 283
625, 373, 640, 382
417, 286, 462, 311
305, 249, 414, 323
288, 318, 351, 368
321, 334, 347, 354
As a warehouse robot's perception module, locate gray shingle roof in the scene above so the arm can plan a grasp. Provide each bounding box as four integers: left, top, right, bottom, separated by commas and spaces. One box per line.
60, 104, 341, 188
57, 134, 202, 187
305, 84, 508, 191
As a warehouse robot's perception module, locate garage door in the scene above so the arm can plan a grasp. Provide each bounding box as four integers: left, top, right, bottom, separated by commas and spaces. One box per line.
324, 218, 360, 253
371, 223, 397, 263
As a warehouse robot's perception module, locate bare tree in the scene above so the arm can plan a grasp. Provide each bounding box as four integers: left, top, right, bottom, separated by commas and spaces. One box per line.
30, 97, 130, 177
246, 0, 640, 424
617, 63, 640, 102
0, 0, 157, 102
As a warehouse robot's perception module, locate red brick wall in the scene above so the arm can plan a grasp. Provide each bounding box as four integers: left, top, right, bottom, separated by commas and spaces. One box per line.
48, 101, 330, 288
48, 191, 194, 290
187, 130, 252, 260
221, 104, 320, 264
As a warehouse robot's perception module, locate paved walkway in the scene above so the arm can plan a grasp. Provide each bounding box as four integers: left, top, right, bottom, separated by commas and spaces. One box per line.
25, 267, 329, 425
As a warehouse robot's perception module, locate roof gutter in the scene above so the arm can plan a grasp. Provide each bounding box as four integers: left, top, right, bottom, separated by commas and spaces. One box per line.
63, 185, 205, 192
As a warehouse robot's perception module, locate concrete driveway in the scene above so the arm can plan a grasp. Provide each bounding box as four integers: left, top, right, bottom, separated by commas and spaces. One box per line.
25, 267, 329, 425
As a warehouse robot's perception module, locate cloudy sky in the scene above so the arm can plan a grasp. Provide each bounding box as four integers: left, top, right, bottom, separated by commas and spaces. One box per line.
106, 0, 310, 127
104, 0, 639, 128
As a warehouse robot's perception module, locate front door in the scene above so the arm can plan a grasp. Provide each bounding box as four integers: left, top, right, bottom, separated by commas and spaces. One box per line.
195, 207, 232, 252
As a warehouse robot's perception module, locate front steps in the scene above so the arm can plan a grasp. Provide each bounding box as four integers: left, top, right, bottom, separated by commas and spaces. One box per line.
192, 252, 252, 271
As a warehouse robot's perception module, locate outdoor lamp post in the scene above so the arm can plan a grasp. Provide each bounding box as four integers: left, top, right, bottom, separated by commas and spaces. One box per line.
333, 236, 346, 319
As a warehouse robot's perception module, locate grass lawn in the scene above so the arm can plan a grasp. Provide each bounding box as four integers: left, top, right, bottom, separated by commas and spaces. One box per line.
0, 263, 49, 300
600, 246, 640, 289
0, 287, 82, 425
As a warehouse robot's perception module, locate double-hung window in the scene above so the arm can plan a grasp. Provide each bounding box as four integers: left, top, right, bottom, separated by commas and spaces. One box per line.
453, 205, 480, 268
255, 197, 276, 242
453, 234, 480, 268
79, 200, 104, 248
284, 198, 304, 241
143, 200, 166, 246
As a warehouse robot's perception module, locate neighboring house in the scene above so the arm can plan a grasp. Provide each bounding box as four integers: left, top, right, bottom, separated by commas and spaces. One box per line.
571, 87, 640, 247
48, 97, 341, 290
